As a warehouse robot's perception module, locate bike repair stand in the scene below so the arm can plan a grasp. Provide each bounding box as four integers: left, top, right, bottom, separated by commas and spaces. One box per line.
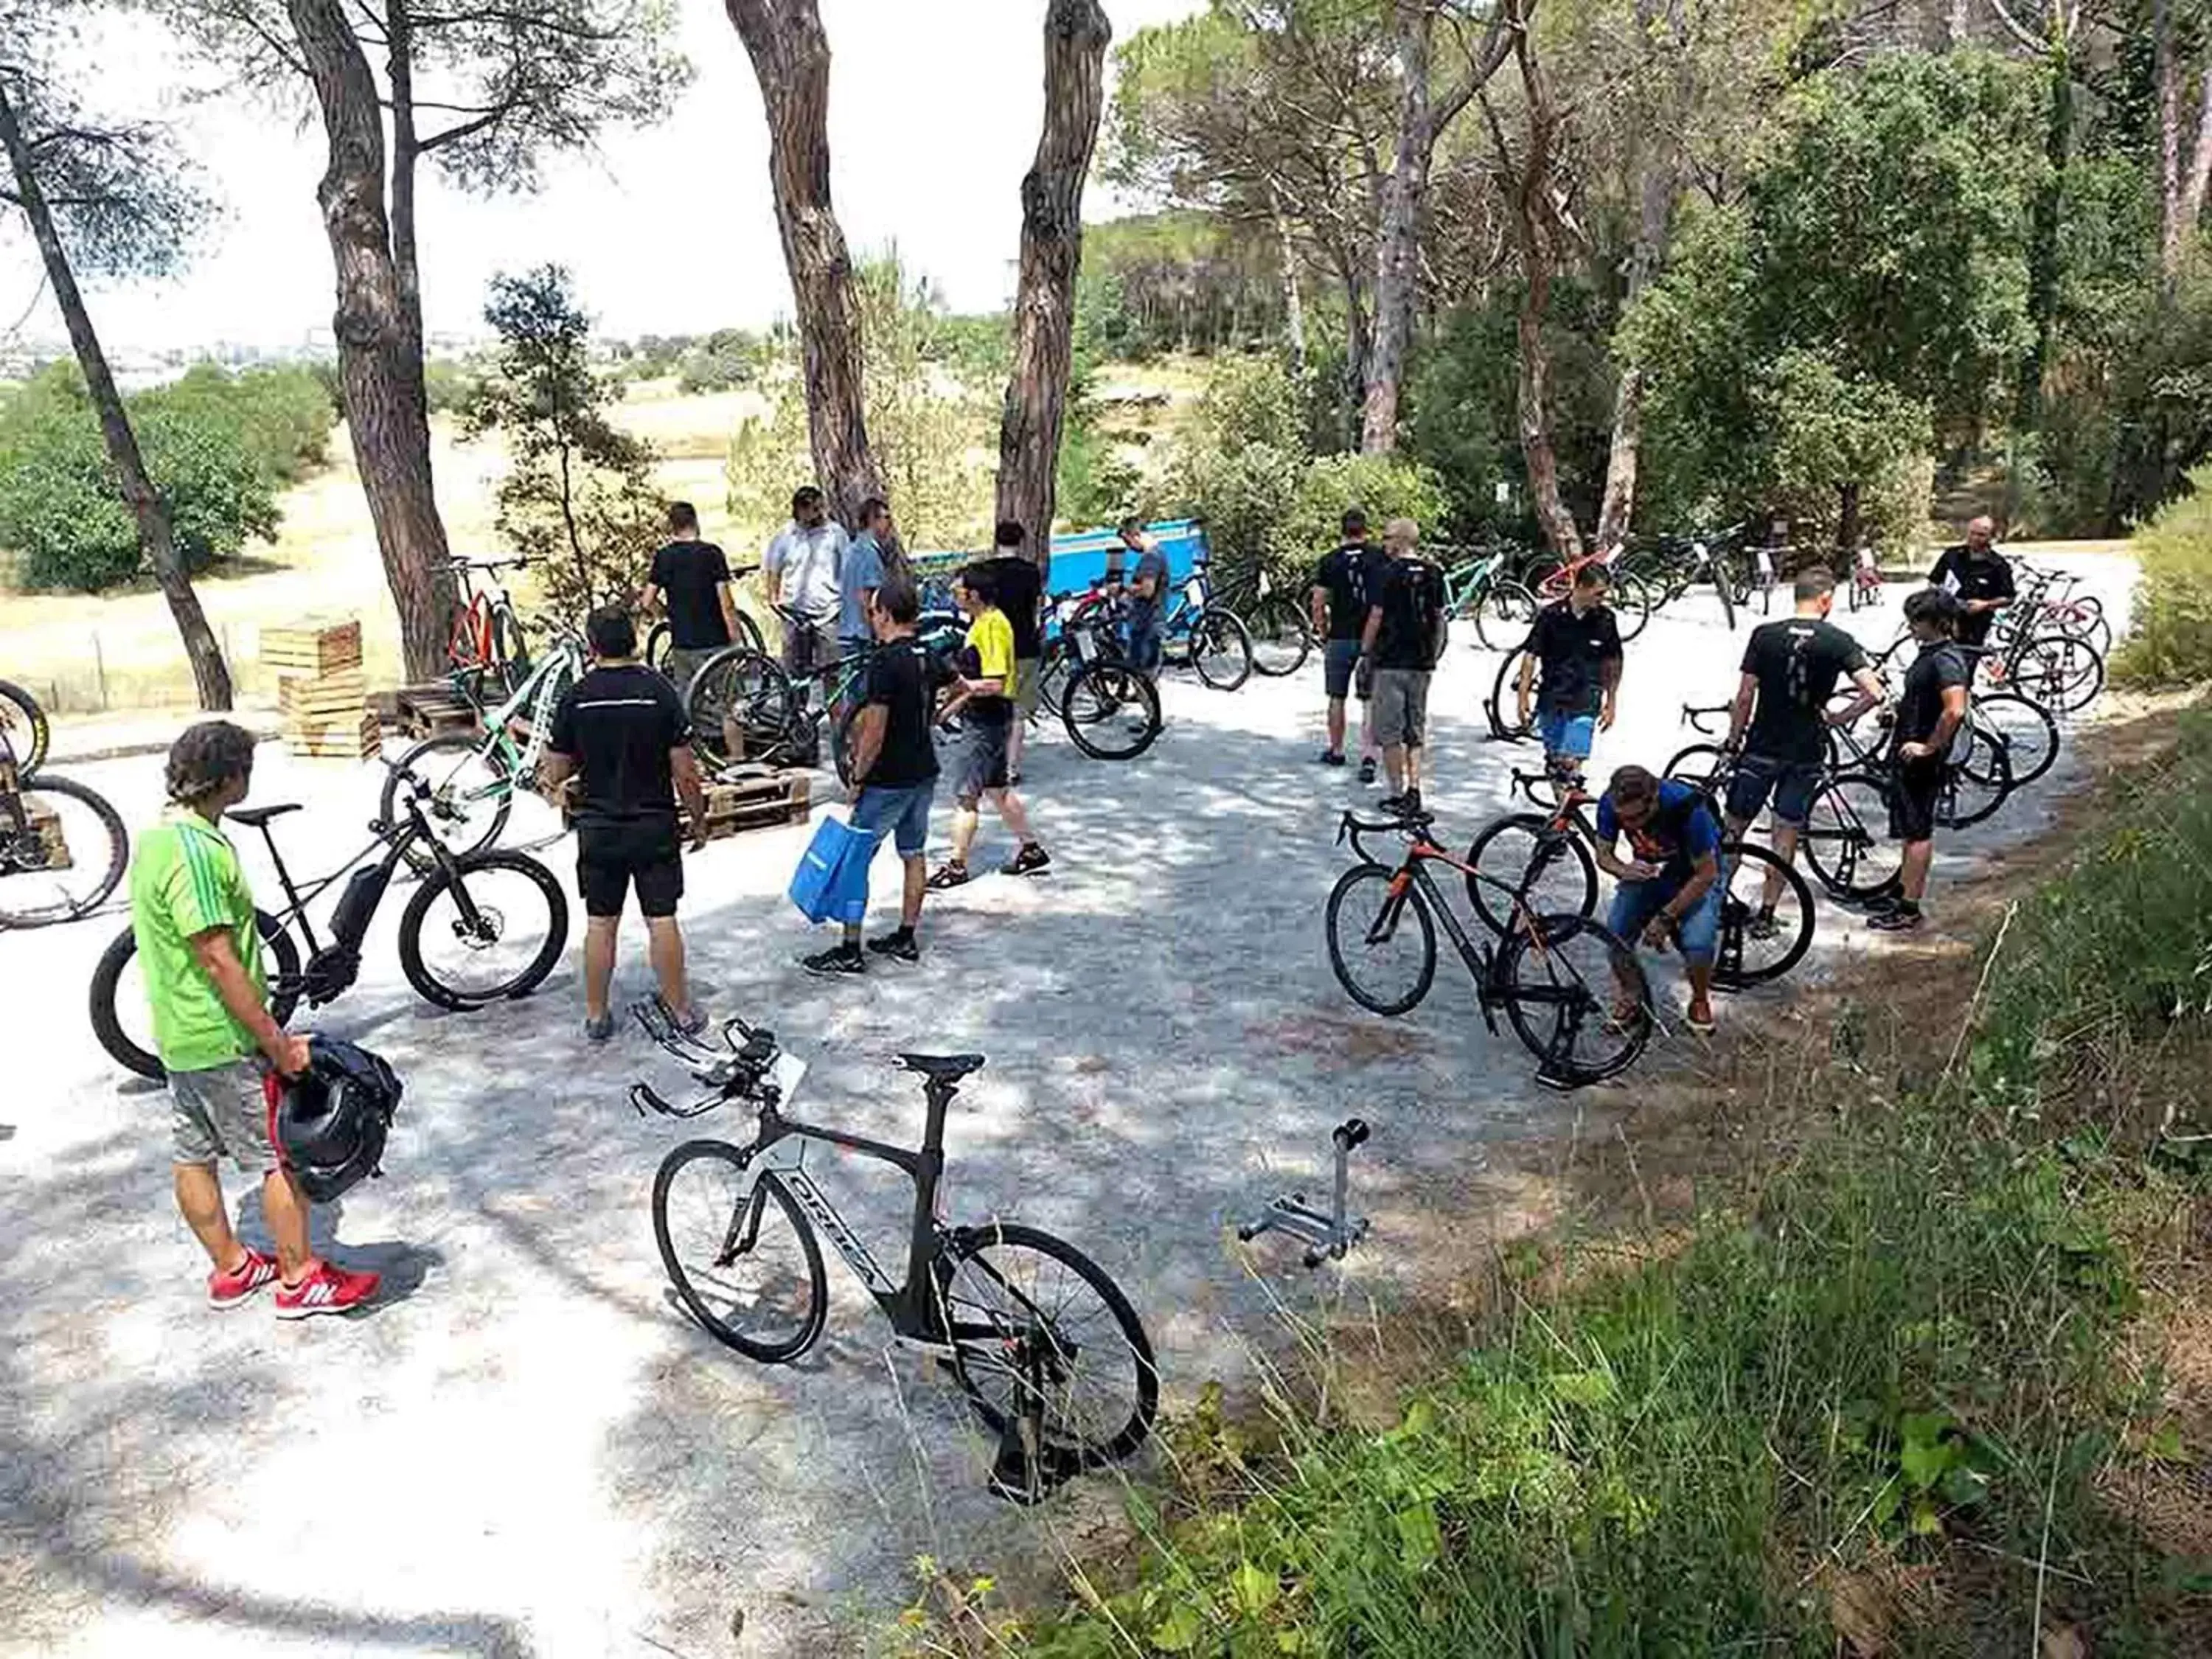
1237, 1119, 1371, 1267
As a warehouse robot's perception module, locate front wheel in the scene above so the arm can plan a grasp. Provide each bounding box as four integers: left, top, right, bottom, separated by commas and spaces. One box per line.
1487, 648, 1536, 741
938, 1221, 1159, 1480
1325, 863, 1437, 1016
0, 679, 49, 776
1610, 570, 1654, 642
1939, 726, 2013, 830
1713, 841, 1816, 990
0, 773, 128, 928
1801, 770, 1902, 902
1498, 914, 1651, 1087
1245, 594, 1313, 678
1974, 692, 2059, 788
1463, 812, 1597, 936
686, 647, 797, 768
1473, 580, 1538, 653
1061, 664, 1162, 761
653, 1147, 828, 1363
383, 732, 514, 860
1189, 608, 1254, 692
90, 909, 301, 1082
398, 849, 568, 1010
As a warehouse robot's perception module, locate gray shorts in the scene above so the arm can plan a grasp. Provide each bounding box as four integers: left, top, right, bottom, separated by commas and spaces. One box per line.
170, 1057, 277, 1172
1371, 668, 1432, 748
663, 646, 723, 696
1014, 657, 1042, 720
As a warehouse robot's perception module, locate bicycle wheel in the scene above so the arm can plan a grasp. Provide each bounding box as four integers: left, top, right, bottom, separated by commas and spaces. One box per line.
939, 1221, 1158, 1480
1498, 914, 1651, 1087
1034, 640, 1071, 718
1801, 770, 1901, 901
0, 774, 127, 928
398, 849, 568, 1010
0, 679, 49, 776
1473, 580, 1539, 653
90, 910, 300, 1082
1060, 664, 1162, 761
1324, 863, 1437, 1016
1245, 594, 1313, 677
645, 621, 672, 675
1488, 648, 1535, 740
1975, 691, 2059, 788
1463, 812, 1597, 936
1610, 570, 1653, 642
1189, 608, 1254, 692
653, 1144, 827, 1363
686, 647, 797, 768
2014, 634, 2104, 714
1663, 743, 1732, 804
1714, 563, 1738, 630
383, 731, 515, 860
1939, 726, 2013, 830
1713, 841, 1815, 990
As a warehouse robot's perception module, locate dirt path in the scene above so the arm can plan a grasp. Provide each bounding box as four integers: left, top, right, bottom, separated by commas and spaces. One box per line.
0, 552, 2135, 1657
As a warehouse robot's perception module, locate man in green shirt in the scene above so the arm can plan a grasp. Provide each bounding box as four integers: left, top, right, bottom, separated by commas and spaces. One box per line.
131, 722, 379, 1318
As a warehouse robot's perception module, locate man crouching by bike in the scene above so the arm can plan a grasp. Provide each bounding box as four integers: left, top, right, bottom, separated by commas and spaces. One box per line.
1592, 763, 1724, 1035
131, 722, 380, 1317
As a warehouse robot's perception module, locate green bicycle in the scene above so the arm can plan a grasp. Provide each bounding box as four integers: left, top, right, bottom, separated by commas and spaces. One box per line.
1439, 545, 1540, 652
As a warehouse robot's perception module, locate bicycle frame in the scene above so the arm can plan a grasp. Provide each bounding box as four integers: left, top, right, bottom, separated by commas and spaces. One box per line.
428, 636, 584, 815
1340, 815, 1532, 1030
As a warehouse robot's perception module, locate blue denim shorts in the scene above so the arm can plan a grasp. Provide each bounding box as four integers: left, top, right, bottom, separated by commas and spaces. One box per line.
849, 780, 936, 858
1540, 709, 1597, 759
1607, 873, 1722, 964
1323, 638, 1363, 700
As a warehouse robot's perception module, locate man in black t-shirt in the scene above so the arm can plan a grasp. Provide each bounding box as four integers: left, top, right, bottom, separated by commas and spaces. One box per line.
1517, 566, 1624, 777
542, 606, 711, 1041
1870, 589, 1972, 933
1310, 507, 1382, 776
973, 521, 1046, 782
804, 571, 941, 976
1359, 517, 1446, 814
1926, 516, 2014, 650
1724, 569, 1886, 922
639, 501, 741, 693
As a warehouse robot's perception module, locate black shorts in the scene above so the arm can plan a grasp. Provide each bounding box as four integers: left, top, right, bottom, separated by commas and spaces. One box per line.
577, 817, 684, 919
1888, 757, 1944, 844
956, 714, 1013, 804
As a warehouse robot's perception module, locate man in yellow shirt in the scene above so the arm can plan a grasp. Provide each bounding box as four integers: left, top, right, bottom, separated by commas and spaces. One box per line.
928, 566, 1051, 887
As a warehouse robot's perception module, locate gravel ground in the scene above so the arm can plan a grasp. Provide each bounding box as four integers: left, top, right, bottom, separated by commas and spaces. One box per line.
0, 552, 2135, 1658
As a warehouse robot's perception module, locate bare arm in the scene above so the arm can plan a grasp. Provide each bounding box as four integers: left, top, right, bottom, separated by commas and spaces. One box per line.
1310, 583, 1329, 636
1827, 665, 1886, 727
1726, 670, 1757, 746
717, 582, 741, 642
846, 702, 888, 785
1665, 850, 1722, 916
637, 581, 663, 614
1360, 604, 1382, 657
187, 928, 307, 1075
670, 745, 709, 847
1599, 654, 1623, 727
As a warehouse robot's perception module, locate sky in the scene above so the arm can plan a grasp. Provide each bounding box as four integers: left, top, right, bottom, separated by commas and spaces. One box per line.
1, 0, 1200, 356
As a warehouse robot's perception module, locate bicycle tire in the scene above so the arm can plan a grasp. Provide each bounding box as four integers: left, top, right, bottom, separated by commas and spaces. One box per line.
1324, 863, 1437, 1016
1663, 742, 1733, 804
1463, 812, 1598, 936
398, 849, 568, 1011
653, 1146, 828, 1363
1940, 726, 2013, 830
1488, 647, 1536, 740
0, 679, 50, 776
1189, 608, 1254, 692
1801, 770, 1901, 901
1712, 841, 1815, 990
686, 647, 798, 768
1473, 580, 1539, 653
0, 773, 128, 928
938, 1220, 1159, 1477
1610, 569, 1654, 642
2020, 634, 2104, 714
90, 908, 301, 1082
1060, 664, 1161, 761
1974, 691, 2059, 788
1498, 914, 1650, 1087
383, 731, 514, 860
645, 621, 672, 675
1034, 639, 1071, 718
1245, 594, 1313, 678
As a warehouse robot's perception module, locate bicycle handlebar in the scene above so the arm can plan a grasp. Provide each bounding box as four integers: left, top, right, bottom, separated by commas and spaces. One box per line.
1680, 702, 1731, 734
449, 556, 532, 574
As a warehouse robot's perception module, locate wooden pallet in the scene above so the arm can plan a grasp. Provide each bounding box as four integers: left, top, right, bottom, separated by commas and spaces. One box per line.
391, 682, 481, 740
262, 618, 363, 678
287, 709, 380, 761
18, 794, 74, 871
278, 668, 369, 720
702, 767, 812, 840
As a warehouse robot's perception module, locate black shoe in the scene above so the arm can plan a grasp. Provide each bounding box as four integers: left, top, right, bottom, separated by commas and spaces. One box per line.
802, 943, 866, 976
1358, 757, 1377, 785
866, 930, 919, 962
1001, 842, 1051, 877
1867, 903, 1924, 933
1318, 749, 1346, 766
926, 861, 971, 891
1747, 906, 1778, 941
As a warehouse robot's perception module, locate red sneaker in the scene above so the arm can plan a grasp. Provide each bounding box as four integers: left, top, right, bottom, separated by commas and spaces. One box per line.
208, 1248, 279, 1309
274, 1260, 380, 1321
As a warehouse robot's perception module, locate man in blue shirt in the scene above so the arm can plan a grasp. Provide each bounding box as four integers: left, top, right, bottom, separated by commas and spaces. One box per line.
839, 496, 891, 659
1593, 763, 1724, 1033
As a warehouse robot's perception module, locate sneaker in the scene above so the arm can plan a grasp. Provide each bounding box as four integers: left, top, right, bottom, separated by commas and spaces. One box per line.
274, 1259, 380, 1321
1002, 843, 1052, 877
1378, 790, 1407, 814
1318, 749, 1346, 766
927, 861, 971, 891
653, 994, 707, 1037
1868, 905, 1924, 933
1684, 1006, 1717, 1034
1747, 907, 1778, 941
1358, 757, 1377, 785
208, 1247, 279, 1309
802, 943, 866, 977
584, 1012, 616, 1043
866, 930, 920, 962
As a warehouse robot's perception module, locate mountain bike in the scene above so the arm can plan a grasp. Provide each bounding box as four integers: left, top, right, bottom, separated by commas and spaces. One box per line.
380, 628, 588, 858
1438, 544, 1541, 652
1215, 566, 1314, 678
1458, 768, 1816, 992
629, 1003, 1158, 1502
1154, 559, 1254, 690
446, 557, 536, 700
1324, 808, 1654, 1088
1028, 590, 1167, 762
0, 695, 126, 930
89, 765, 568, 1081
642, 562, 768, 675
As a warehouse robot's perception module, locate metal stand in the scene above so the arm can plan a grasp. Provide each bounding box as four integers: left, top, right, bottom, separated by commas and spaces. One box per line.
1237, 1119, 1371, 1267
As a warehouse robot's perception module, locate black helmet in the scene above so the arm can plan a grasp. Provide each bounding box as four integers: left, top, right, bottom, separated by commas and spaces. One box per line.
269, 1037, 402, 1203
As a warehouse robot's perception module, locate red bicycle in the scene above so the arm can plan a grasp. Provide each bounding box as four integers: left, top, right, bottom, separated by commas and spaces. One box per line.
1523, 546, 1653, 640
447, 557, 533, 694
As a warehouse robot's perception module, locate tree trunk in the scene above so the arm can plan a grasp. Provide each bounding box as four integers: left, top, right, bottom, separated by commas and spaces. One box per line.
1836, 479, 1863, 555
1514, 257, 1582, 560
1595, 145, 1677, 551
1361, 5, 1433, 455
0, 81, 232, 710
726, 0, 885, 529
1946, 0, 1969, 48
2159, 0, 2184, 276
287, 0, 456, 681
1272, 197, 1309, 372
2185, 49, 2212, 238
995, 0, 1111, 564
386, 0, 426, 357
2012, 38, 2071, 436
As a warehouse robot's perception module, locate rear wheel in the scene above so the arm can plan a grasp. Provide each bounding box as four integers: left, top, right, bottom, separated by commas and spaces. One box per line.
686, 647, 797, 768
1939, 726, 2013, 830
1325, 863, 1436, 1016
1488, 648, 1536, 740
0, 773, 128, 928
398, 850, 568, 1010
0, 679, 49, 776
382, 732, 515, 860
91, 909, 300, 1082
1609, 570, 1654, 642
1189, 608, 1254, 692
1663, 742, 1733, 807
1474, 580, 1539, 653
653, 1147, 828, 1363
1498, 914, 1651, 1087
1975, 691, 2059, 787
1801, 770, 1901, 901
1245, 594, 1312, 678
1060, 664, 1162, 761
1463, 812, 1597, 936
1712, 842, 1815, 990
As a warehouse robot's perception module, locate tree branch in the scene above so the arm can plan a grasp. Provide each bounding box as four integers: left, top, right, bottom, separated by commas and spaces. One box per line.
1983, 0, 2050, 55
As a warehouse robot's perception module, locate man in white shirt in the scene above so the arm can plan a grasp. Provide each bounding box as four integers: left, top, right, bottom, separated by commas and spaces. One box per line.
763, 484, 850, 675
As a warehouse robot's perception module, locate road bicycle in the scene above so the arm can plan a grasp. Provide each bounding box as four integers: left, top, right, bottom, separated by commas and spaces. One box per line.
380, 627, 588, 858
1028, 589, 1168, 762
1458, 768, 1817, 992
0, 689, 126, 930
446, 557, 536, 700
90, 764, 569, 1082
1436, 544, 1540, 652
1324, 807, 1654, 1088
629, 1003, 1158, 1502
1214, 566, 1314, 678
1522, 548, 1654, 641
642, 561, 768, 675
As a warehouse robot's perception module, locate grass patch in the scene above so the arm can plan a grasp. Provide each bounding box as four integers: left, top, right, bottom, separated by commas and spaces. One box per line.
2114, 467, 2212, 689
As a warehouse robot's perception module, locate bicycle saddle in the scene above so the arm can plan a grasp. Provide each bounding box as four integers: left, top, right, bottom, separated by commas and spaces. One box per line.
897, 1052, 986, 1082
229, 803, 304, 828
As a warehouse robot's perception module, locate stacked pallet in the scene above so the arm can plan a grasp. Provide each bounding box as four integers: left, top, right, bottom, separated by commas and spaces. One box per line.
265, 618, 378, 760
22, 796, 74, 871
701, 767, 813, 841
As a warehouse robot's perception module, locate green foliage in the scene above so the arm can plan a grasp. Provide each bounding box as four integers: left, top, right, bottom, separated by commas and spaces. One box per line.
2112, 465, 2212, 686
1076, 211, 1286, 361
0, 362, 287, 590
423, 356, 484, 415
463, 264, 664, 619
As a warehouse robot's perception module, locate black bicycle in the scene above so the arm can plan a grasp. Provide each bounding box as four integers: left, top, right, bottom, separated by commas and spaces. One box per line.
643, 561, 768, 676
89, 766, 568, 1081
630, 1004, 1158, 1501
0, 684, 126, 930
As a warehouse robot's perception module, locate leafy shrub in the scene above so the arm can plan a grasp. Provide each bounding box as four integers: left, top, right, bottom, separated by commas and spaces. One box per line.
2111, 465, 2212, 688
135, 362, 335, 487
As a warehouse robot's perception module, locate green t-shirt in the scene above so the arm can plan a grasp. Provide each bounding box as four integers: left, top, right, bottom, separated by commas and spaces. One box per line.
129, 807, 266, 1072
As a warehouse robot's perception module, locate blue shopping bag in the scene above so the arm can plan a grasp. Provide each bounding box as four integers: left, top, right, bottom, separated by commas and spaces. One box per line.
787, 815, 873, 925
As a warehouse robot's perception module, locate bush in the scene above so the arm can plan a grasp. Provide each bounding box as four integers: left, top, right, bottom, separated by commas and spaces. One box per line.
136, 362, 335, 487
0, 363, 282, 591
2111, 465, 2212, 688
